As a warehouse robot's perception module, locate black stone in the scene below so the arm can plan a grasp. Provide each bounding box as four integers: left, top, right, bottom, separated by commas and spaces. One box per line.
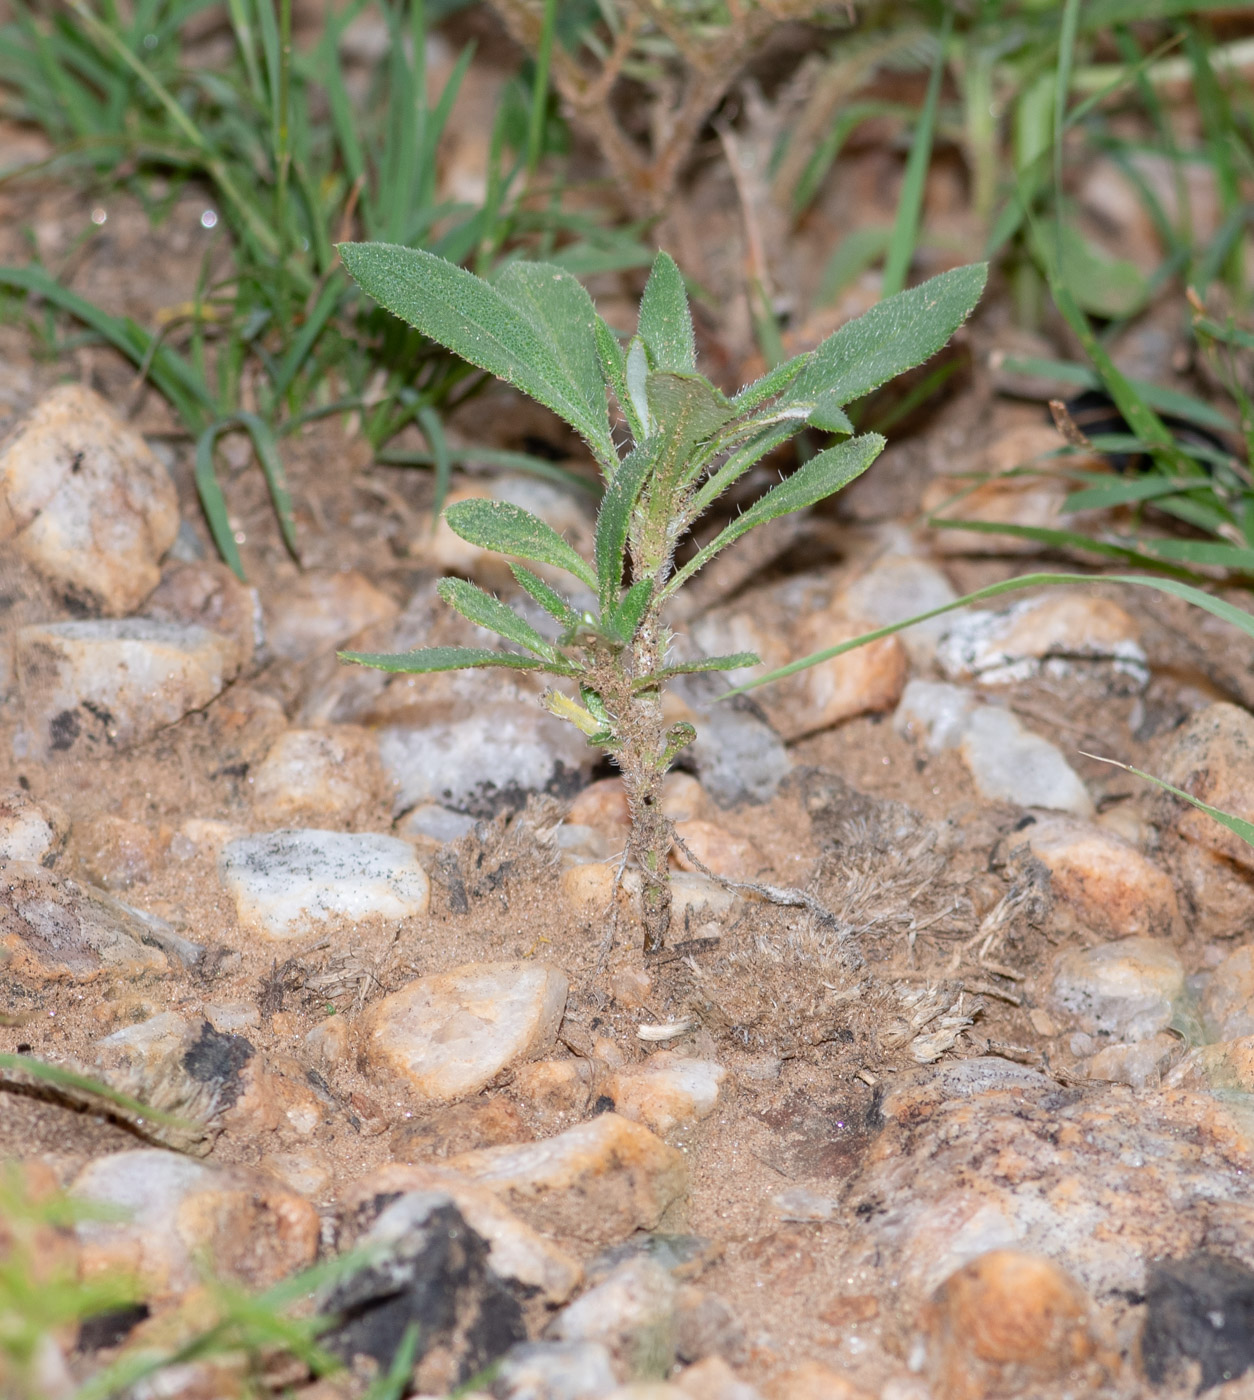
1142, 1252, 1254, 1392
77, 1303, 150, 1352
181, 1021, 254, 1111
321, 1198, 525, 1383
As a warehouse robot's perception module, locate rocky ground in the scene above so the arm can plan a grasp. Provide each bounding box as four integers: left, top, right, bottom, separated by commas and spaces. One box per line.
6, 102, 1254, 1400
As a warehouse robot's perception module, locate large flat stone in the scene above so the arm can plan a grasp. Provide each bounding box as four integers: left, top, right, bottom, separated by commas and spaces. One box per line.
341, 1162, 583, 1304
364, 960, 568, 1102
379, 703, 594, 817
0, 384, 179, 615
0, 861, 168, 982
71, 1148, 319, 1297
445, 1112, 689, 1245
218, 829, 430, 939
16, 618, 237, 759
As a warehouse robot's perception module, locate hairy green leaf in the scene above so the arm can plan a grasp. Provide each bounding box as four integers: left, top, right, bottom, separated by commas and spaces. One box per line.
594, 314, 642, 446
605, 577, 653, 644
495, 260, 609, 458
780, 263, 987, 416
338, 646, 549, 673
436, 577, 559, 659
726, 571, 1254, 694
637, 251, 696, 373
444, 498, 597, 590
687, 420, 799, 513
626, 336, 650, 433
803, 393, 856, 435
732, 355, 808, 415
646, 373, 735, 459
637, 652, 761, 687
338, 243, 616, 466
595, 440, 655, 606
668, 433, 884, 596
509, 564, 581, 628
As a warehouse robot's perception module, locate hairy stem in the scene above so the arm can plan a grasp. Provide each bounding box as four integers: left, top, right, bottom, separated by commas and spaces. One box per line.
617, 608, 672, 951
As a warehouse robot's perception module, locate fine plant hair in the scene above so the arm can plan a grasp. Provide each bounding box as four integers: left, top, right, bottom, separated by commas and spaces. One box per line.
337, 243, 986, 949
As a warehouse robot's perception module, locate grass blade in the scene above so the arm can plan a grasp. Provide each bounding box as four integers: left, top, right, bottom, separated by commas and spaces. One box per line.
881, 8, 951, 299
195, 423, 246, 579
726, 571, 1254, 695
0, 1052, 189, 1129
1082, 752, 1254, 850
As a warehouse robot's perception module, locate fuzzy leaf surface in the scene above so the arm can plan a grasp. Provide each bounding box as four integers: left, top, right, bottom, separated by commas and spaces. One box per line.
495, 261, 610, 456
637, 251, 696, 373
436, 577, 558, 659
732, 356, 807, 415
594, 315, 642, 446
639, 652, 762, 686
688, 420, 799, 512
338, 243, 616, 465
780, 263, 987, 415
669, 433, 884, 594
646, 372, 735, 458
605, 577, 654, 644
338, 646, 548, 673
444, 498, 597, 590
509, 564, 580, 628
595, 440, 655, 605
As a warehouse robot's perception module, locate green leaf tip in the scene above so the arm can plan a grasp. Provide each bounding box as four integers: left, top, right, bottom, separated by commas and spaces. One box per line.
444, 497, 596, 590
638, 251, 696, 374
782, 262, 988, 416
337, 242, 616, 468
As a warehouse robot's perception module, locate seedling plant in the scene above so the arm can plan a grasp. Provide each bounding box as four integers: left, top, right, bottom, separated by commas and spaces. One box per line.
338, 242, 986, 949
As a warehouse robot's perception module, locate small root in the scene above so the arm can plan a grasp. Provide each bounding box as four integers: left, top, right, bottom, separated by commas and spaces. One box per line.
669, 826, 840, 925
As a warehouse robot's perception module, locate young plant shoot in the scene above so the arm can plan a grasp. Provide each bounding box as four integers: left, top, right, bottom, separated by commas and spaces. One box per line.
337, 244, 987, 950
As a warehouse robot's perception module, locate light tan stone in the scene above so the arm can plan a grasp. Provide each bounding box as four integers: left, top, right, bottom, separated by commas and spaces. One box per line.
1201, 946, 1254, 1040
920, 1250, 1098, 1400
1015, 813, 1181, 938
0, 788, 67, 863
390, 1097, 532, 1162
76, 813, 160, 890
677, 1357, 762, 1400
513, 1057, 594, 1114
1085, 1032, 1179, 1090
72, 1149, 319, 1296
145, 559, 258, 672
341, 1162, 582, 1303
605, 1052, 728, 1135
446, 1111, 689, 1244
0, 862, 168, 983
1167, 1036, 1254, 1094
769, 609, 906, 741
250, 726, 388, 825
365, 961, 568, 1102
671, 820, 764, 879
1159, 702, 1254, 872
923, 424, 1103, 556
265, 568, 397, 661
938, 594, 1144, 686
0, 384, 179, 614
662, 773, 711, 822
262, 1148, 335, 1198
1047, 938, 1185, 1042
219, 829, 430, 939
762, 1361, 872, 1400
17, 619, 237, 759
